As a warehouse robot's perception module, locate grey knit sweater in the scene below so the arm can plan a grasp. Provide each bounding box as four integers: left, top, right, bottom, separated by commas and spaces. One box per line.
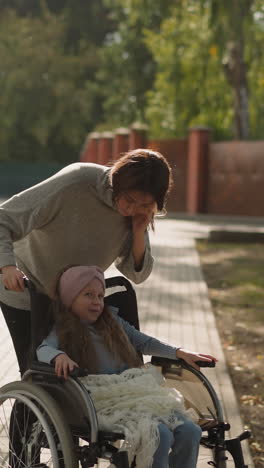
0, 163, 153, 310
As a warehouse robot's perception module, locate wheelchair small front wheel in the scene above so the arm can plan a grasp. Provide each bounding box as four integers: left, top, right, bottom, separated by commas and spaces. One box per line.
0, 381, 78, 468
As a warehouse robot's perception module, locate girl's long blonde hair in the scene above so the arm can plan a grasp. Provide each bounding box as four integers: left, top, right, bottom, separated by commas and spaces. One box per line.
53, 273, 142, 373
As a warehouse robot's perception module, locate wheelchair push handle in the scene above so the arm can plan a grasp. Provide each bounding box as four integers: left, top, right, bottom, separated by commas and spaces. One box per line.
23, 277, 36, 291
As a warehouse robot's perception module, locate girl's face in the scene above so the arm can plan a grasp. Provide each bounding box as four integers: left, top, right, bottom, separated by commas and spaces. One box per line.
116, 190, 156, 217
71, 278, 104, 324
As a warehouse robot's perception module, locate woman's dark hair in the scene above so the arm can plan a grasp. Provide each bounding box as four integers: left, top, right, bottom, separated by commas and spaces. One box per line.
109, 149, 173, 211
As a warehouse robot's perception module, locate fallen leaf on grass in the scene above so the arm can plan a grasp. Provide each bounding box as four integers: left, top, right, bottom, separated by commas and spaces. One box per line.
250, 441, 263, 453
240, 395, 264, 406
234, 365, 244, 371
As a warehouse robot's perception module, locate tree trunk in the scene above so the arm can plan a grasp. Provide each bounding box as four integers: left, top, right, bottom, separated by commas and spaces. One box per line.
222, 41, 249, 140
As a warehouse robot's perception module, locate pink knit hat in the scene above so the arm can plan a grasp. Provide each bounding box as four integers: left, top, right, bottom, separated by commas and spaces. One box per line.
59, 265, 105, 308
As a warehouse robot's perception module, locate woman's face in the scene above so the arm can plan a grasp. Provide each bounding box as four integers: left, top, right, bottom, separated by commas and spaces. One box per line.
116, 190, 156, 217
71, 278, 104, 324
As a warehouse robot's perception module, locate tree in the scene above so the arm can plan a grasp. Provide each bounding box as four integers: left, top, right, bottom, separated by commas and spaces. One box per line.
0, 0, 113, 49
96, 0, 172, 128
144, 2, 233, 139
0, 9, 102, 162
144, 0, 263, 140
206, 0, 256, 139
248, 1, 264, 138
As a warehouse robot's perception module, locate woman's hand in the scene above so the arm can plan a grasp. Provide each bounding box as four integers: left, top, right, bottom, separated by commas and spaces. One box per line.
132, 209, 154, 235
54, 353, 79, 379
131, 204, 156, 270
2, 265, 25, 292
132, 202, 156, 235
176, 348, 218, 371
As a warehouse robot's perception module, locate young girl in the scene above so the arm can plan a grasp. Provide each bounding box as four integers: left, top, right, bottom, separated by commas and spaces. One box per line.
37, 265, 217, 468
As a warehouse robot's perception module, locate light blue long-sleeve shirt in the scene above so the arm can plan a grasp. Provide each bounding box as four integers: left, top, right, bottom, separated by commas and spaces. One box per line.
37, 310, 179, 374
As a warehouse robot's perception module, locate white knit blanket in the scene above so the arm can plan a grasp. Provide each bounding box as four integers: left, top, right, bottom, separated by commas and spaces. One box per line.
80, 365, 196, 468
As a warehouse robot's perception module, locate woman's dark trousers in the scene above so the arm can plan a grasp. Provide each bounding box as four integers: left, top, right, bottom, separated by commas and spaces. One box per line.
0, 302, 31, 376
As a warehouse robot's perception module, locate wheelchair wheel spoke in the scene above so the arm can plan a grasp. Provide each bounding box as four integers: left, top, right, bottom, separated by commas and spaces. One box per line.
0, 382, 78, 468
0, 394, 59, 467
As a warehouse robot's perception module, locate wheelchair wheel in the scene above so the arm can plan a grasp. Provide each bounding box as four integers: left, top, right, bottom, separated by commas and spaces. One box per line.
0, 381, 78, 468
151, 358, 228, 468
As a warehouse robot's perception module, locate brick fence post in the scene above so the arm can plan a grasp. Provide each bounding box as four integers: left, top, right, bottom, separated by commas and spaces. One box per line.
129, 123, 148, 149
98, 132, 113, 165
113, 128, 129, 159
79, 132, 100, 163
187, 127, 211, 214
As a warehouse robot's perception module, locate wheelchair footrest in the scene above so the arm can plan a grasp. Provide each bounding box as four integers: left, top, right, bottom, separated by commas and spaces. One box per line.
225, 433, 251, 468
98, 430, 125, 442
77, 442, 100, 467
111, 450, 130, 468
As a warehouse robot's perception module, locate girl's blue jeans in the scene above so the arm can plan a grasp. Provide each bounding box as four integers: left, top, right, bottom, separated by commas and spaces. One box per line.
152, 416, 202, 468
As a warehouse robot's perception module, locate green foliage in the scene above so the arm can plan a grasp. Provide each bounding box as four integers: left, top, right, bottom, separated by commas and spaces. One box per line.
208, 0, 254, 44
0, 0, 263, 163
144, 2, 233, 139
96, 31, 154, 127
0, 8, 102, 162
61, 0, 113, 52
204, 0, 257, 139
145, 0, 264, 139
98, 0, 264, 140
247, 1, 264, 138
96, 0, 172, 129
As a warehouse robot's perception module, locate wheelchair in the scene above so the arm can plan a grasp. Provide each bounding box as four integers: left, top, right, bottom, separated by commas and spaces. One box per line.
0, 276, 251, 468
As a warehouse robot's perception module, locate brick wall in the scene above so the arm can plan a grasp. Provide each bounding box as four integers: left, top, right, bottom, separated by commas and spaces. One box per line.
207, 141, 264, 216
80, 126, 264, 217
147, 139, 188, 212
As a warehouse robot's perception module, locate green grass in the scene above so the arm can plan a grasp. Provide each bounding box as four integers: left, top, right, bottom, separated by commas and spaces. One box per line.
196, 241, 264, 324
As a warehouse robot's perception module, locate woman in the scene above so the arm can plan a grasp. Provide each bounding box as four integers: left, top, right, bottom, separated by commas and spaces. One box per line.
0, 149, 172, 374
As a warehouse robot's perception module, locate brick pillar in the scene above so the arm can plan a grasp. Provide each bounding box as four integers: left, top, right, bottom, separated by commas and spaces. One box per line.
98, 132, 113, 165
79, 132, 99, 163
113, 128, 129, 159
129, 123, 148, 150
187, 127, 210, 214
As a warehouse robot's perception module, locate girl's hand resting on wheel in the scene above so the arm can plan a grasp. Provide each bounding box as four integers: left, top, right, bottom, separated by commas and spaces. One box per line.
176, 348, 218, 371
2, 265, 25, 292
54, 353, 79, 379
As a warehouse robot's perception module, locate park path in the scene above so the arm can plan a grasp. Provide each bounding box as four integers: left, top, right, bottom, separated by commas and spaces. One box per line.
106, 218, 254, 467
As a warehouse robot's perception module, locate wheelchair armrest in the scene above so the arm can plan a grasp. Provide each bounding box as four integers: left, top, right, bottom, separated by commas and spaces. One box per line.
194, 360, 215, 368
151, 356, 215, 368
29, 361, 90, 378
151, 356, 182, 367
30, 361, 57, 374
69, 367, 90, 378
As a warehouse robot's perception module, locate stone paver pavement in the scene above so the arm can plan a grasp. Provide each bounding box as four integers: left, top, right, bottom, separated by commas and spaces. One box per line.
0, 217, 255, 467
106, 218, 254, 467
